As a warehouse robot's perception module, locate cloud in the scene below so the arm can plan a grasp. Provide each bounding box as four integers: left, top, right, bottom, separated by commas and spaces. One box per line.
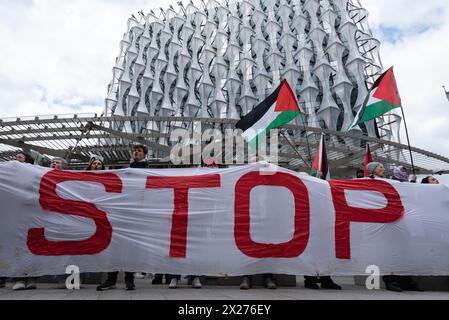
362, 0, 449, 158
0, 0, 170, 117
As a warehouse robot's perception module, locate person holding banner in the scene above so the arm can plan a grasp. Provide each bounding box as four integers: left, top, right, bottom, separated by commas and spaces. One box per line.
50, 157, 67, 170
96, 145, 150, 291
366, 162, 385, 179
356, 169, 365, 179
49, 158, 76, 289
421, 176, 440, 184
392, 166, 417, 183
86, 156, 106, 171
15, 151, 34, 165
166, 162, 215, 289
11, 151, 38, 290
366, 162, 423, 292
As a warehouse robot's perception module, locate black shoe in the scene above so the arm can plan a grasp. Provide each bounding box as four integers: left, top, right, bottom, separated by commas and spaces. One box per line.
304, 280, 320, 290
152, 274, 163, 285
401, 282, 424, 292
96, 280, 116, 291
386, 282, 402, 292
125, 281, 136, 291
320, 279, 342, 290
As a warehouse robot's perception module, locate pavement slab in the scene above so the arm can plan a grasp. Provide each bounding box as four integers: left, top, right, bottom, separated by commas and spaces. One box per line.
0, 277, 448, 300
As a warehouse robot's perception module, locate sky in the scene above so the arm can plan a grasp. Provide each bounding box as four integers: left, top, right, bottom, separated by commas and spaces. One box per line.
0, 0, 448, 158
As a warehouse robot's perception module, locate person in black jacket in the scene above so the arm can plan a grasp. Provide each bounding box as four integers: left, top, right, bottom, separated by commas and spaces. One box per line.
97, 145, 150, 291
129, 144, 149, 169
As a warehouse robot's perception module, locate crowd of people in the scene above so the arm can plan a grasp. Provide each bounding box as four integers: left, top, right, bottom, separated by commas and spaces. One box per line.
0, 146, 441, 293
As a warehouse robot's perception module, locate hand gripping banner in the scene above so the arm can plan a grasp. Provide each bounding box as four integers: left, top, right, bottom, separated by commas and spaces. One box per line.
1, 161, 449, 277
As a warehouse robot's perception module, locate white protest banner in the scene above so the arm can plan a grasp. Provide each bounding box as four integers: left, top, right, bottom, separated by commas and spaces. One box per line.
1, 161, 449, 277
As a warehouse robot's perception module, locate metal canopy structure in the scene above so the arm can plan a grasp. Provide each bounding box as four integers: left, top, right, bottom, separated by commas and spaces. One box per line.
1, 113, 449, 177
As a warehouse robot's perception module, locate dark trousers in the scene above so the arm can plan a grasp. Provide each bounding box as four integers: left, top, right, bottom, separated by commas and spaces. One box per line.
304, 276, 334, 283
383, 275, 414, 286
166, 275, 200, 281
243, 274, 274, 281
107, 272, 134, 284
166, 274, 181, 281
153, 273, 173, 283
12, 277, 38, 282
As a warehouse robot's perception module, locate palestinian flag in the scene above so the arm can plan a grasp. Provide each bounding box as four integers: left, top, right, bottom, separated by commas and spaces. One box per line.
236, 80, 301, 149
311, 134, 330, 180
364, 144, 373, 177
348, 67, 402, 131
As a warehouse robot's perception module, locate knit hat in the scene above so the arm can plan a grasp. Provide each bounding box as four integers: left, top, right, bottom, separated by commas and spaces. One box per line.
89, 154, 104, 164
366, 162, 382, 175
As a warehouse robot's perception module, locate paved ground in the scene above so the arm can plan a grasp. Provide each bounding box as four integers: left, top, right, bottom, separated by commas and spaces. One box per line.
0, 277, 448, 300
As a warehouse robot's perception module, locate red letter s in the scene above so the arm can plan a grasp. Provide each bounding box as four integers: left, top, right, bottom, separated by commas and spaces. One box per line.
27, 171, 122, 256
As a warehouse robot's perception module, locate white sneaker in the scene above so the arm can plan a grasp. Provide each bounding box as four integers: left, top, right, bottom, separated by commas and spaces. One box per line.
168, 278, 178, 289
12, 281, 26, 291
192, 277, 202, 289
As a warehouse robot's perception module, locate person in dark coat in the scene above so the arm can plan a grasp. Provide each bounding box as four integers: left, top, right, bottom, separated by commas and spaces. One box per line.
367, 163, 423, 292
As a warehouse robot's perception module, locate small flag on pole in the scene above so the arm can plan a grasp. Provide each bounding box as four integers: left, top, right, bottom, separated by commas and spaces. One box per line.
348, 67, 402, 131
236, 80, 302, 150
311, 134, 330, 180
364, 144, 373, 177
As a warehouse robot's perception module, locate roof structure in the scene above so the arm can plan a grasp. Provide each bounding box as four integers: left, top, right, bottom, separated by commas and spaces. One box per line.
1, 113, 448, 176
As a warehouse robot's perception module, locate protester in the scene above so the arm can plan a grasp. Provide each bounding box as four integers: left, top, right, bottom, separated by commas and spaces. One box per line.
130, 144, 149, 169
49, 158, 73, 289
50, 157, 67, 170
366, 162, 385, 178
392, 165, 417, 183
421, 176, 440, 184
300, 171, 342, 290
15, 151, 34, 164
91, 155, 134, 291
367, 162, 423, 292
86, 156, 106, 171
97, 145, 149, 291
167, 163, 210, 289
11, 151, 37, 290
356, 169, 365, 179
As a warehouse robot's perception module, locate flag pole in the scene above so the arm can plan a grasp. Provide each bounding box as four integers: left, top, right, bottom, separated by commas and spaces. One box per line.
298, 111, 313, 164
399, 105, 416, 175
280, 130, 312, 170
